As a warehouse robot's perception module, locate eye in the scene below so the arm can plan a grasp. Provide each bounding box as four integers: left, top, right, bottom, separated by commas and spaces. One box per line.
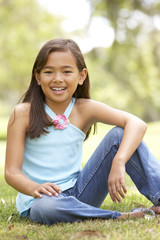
44, 71, 53, 74
64, 70, 72, 74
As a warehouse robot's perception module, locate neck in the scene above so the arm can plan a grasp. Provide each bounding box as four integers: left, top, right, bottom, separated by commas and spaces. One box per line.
45, 98, 72, 115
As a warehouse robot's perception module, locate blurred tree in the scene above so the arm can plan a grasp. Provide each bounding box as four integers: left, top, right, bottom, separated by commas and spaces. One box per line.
1, 0, 160, 121
86, 0, 160, 121
0, 0, 63, 106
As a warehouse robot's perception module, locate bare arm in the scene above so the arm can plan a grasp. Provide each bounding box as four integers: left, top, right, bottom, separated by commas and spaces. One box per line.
83, 100, 147, 156
107, 113, 147, 203
81, 100, 147, 202
5, 104, 61, 198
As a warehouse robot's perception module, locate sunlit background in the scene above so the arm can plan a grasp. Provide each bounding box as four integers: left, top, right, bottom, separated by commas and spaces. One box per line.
0, 0, 160, 142
38, 0, 115, 52
0, 3, 160, 237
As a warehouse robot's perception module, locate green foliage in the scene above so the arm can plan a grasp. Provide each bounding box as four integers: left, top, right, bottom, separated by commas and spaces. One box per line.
1, 0, 160, 123
0, 0, 63, 104
0, 117, 8, 140
86, 0, 160, 121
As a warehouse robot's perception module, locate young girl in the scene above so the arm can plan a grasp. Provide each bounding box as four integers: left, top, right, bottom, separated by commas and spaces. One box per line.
5, 38, 160, 225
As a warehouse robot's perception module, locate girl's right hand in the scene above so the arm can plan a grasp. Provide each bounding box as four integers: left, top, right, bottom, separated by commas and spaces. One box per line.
33, 182, 62, 198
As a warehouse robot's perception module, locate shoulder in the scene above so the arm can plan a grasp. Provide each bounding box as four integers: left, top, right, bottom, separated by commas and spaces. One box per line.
8, 102, 30, 129
72, 98, 127, 132
11, 102, 30, 119
14, 102, 30, 115
75, 98, 106, 115
74, 98, 104, 125
74, 98, 94, 116
74, 98, 125, 126
75, 98, 97, 108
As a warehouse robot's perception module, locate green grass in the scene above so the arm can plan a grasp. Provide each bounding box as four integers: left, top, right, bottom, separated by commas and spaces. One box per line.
1, 121, 160, 240
0, 174, 156, 240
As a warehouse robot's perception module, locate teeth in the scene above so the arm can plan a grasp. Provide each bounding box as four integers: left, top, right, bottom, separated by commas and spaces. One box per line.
52, 88, 65, 91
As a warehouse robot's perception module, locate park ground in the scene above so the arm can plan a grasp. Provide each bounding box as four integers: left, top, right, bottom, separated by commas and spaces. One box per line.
0, 122, 160, 240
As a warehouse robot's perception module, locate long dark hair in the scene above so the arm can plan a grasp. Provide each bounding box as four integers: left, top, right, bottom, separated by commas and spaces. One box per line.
22, 38, 95, 139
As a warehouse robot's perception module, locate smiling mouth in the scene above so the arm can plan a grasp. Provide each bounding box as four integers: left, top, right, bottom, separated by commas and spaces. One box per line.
51, 87, 66, 94
51, 87, 66, 91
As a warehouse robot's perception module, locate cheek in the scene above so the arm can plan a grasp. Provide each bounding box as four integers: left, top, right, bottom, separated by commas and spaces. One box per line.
40, 77, 51, 86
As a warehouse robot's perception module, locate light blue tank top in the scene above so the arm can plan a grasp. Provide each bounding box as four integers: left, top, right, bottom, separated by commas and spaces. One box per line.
16, 98, 86, 216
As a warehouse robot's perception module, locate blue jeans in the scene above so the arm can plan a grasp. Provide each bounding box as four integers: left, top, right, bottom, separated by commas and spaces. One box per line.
29, 127, 160, 225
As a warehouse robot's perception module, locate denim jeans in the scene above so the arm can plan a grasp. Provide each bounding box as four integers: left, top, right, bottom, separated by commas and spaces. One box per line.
29, 127, 160, 225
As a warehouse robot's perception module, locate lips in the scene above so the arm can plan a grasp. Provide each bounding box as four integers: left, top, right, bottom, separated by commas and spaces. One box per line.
51, 87, 66, 91
51, 87, 66, 95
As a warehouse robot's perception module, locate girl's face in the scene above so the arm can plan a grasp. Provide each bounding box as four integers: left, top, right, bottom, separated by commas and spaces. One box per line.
35, 50, 87, 109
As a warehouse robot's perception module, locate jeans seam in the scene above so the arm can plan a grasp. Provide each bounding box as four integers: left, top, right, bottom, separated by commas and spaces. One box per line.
76, 143, 117, 200
128, 158, 147, 179
149, 191, 160, 205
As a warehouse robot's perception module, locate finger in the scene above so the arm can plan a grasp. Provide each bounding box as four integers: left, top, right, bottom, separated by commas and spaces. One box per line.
114, 192, 122, 203
43, 186, 60, 197
45, 185, 60, 197
121, 183, 127, 194
110, 184, 122, 203
48, 183, 62, 193
109, 191, 117, 203
109, 184, 121, 203
45, 182, 62, 193
33, 190, 43, 199
115, 183, 125, 199
118, 189, 125, 199
108, 185, 116, 203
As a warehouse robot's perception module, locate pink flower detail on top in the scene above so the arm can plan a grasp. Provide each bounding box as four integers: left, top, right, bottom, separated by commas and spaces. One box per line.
52, 115, 68, 130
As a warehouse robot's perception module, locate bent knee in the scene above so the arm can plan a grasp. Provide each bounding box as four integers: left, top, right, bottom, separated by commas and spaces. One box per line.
107, 127, 124, 141
30, 195, 60, 224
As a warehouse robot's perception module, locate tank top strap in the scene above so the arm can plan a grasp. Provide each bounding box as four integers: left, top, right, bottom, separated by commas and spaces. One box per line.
44, 104, 56, 119
63, 97, 75, 118
44, 98, 76, 119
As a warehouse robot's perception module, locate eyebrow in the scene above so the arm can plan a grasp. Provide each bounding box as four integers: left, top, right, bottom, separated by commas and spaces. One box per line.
42, 65, 74, 69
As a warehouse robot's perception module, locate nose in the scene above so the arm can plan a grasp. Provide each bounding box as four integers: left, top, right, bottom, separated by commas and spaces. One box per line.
53, 72, 63, 83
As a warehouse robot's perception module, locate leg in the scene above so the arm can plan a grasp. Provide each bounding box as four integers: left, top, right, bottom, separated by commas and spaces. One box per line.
29, 193, 145, 225
29, 128, 123, 225
126, 140, 160, 206
29, 127, 160, 225
70, 127, 121, 207
29, 194, 121, 225
70, 127, 160, 207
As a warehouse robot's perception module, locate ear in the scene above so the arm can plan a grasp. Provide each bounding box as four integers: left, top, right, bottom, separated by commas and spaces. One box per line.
78, 68, 88, 85
35, 72, 41, 86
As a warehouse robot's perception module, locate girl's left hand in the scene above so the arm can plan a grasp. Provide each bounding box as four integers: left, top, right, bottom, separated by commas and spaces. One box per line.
108, 162, 127, 203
